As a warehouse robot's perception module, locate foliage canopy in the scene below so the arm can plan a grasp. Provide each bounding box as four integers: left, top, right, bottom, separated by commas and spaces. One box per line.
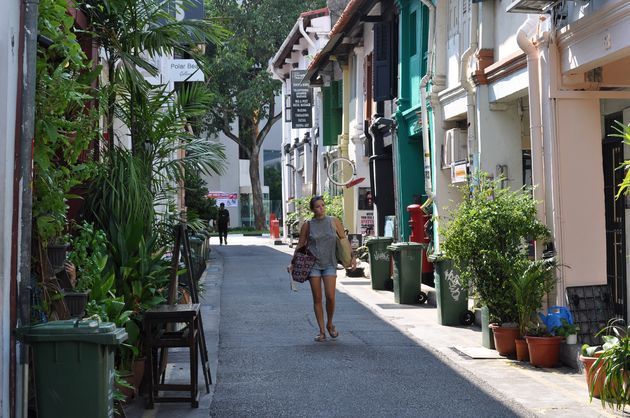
441, 172, 551, 324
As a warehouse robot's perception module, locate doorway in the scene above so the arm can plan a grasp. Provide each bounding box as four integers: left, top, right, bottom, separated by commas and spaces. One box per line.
602, 112, 627, 319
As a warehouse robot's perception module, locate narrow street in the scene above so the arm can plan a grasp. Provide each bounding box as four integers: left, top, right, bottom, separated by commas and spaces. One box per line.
124, 236, 614, 418
208, 238, 526, 417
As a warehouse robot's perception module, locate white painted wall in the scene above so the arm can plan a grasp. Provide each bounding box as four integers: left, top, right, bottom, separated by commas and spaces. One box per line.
0, 2, 21, 414
0, 21, 17, 418
555, 98, 607, 287
492, 2, 527, 62
476, 89, 523, 189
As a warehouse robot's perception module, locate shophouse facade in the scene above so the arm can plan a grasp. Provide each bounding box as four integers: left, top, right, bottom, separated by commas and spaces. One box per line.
281, 0, 630, 338
306, 0, 399, 238
269, 8, 333, 238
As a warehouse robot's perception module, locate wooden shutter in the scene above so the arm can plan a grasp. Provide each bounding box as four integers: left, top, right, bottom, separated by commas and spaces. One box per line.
373, 22, 393, 102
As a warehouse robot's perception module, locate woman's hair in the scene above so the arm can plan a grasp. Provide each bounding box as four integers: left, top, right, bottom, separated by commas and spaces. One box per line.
309, 195, 325, 211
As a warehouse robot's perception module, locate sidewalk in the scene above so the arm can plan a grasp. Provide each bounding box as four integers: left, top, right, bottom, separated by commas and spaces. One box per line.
271, 236, 615, 418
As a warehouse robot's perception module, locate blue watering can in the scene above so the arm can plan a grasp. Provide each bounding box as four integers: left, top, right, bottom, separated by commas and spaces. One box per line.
538, 306, 574, 334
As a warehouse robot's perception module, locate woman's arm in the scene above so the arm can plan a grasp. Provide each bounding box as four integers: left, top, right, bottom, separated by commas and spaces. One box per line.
294, 222, 309, 254
332, 217, 346, 238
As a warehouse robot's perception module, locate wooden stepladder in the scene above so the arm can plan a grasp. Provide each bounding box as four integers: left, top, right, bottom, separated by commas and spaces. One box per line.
144, 224, 212, 408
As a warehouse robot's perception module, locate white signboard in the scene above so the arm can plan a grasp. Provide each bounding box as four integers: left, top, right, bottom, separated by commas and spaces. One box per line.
163, 59, 205, 82
208, 192, 238, 207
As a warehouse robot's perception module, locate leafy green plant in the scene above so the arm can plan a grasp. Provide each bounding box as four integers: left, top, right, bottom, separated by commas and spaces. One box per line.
554, 318, 579, 337
285, 193, 344, 226
441, 172, 551, 324
511, 257, 557, 337
33, 0, 99, 245
67, 222, 108, 291
612, 121, 630, 199
591, 319, 630, 410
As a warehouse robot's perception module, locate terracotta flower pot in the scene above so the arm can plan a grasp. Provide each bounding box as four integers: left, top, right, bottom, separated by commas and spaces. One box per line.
526, 336, 563, 368
133, 357, 146, 391
515, 338, 529, 362
490, 324, 519, 357
579, 353, 604, 398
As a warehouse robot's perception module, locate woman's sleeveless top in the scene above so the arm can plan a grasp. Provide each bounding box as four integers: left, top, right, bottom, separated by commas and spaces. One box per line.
308, 216, 337, 269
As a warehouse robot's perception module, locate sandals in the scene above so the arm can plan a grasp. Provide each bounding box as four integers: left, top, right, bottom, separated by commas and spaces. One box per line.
327, 326, 339, 339
314, 333, 326, 342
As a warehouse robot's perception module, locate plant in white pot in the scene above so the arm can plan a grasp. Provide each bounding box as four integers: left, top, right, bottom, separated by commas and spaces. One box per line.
554, 318, 579, 345
442, 172, 551, 357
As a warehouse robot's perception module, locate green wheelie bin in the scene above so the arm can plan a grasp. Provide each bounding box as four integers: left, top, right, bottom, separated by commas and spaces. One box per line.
387, 242, 426, 304
433, 256, 475, 326
366, 237, 394, 290
18, 319, 128, 418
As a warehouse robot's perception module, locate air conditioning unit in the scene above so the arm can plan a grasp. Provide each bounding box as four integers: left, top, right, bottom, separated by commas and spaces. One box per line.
443, 128, 468, 169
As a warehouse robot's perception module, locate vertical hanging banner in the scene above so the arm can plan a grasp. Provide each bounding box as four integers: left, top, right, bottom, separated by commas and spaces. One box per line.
290, 70, 312, 129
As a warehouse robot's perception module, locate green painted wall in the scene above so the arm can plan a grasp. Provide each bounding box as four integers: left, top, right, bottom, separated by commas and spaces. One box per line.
394, 0, 429, 241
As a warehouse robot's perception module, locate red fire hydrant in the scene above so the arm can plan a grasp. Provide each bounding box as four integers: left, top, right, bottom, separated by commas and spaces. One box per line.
270, 213, 280, 239
407, 204, 433, 274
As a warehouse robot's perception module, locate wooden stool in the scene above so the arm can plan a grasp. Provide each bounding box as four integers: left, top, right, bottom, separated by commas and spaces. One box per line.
144, 304, 202, 408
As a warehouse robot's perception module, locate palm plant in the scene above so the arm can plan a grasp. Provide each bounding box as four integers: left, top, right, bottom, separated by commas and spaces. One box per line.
114, 78, 226, 201
78, 0, 229, 149
510, 257, 557, 337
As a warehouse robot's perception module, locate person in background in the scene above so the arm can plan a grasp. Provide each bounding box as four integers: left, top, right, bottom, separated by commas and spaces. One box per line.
217, 202, 230, 245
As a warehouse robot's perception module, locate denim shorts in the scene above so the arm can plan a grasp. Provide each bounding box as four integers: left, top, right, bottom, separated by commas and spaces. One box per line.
309, 265, 337, 278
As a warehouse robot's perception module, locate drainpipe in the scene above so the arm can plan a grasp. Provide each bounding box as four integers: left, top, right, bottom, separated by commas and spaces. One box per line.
419, 0, 435, 204
17, 1, 39, 417
460, 2, 479, 169
517, 16, 547, 229
298, 18, 318, 51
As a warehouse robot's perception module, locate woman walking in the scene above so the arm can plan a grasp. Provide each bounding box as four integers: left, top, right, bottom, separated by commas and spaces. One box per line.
290, 196, 353, 342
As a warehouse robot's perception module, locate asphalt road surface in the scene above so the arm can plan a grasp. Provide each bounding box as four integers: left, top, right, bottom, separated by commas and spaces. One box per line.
207, 242, 527, 418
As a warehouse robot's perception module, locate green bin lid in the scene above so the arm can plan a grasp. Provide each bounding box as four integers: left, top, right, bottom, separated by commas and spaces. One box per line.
365, 237, 394, 245
17, 319, 128, 345
387, 242, 425, 252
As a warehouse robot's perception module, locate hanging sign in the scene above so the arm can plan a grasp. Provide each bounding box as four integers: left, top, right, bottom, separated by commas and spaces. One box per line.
290, 70, 312, 129
163, 59, 205, 82
207, 192, 238, 207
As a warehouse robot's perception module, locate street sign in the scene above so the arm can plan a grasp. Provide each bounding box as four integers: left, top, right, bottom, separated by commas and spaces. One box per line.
290, 70, 312, 129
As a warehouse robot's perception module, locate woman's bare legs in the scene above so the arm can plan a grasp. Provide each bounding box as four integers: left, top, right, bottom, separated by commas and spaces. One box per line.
322, 275, 337, 337
309, 276, 326, 340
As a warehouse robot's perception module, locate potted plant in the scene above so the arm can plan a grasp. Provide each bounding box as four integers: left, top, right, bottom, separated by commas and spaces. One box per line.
510, 257, 558, 361
525, 323, 564, 368
62, 222, 109, 317
579, 343, 606, 399
555, 318, 580, 345
442, 172, 551, 356
589, 319, 630, 410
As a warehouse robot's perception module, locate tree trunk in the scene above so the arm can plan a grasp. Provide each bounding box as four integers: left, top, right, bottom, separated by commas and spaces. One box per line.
249, 145, 265, 230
